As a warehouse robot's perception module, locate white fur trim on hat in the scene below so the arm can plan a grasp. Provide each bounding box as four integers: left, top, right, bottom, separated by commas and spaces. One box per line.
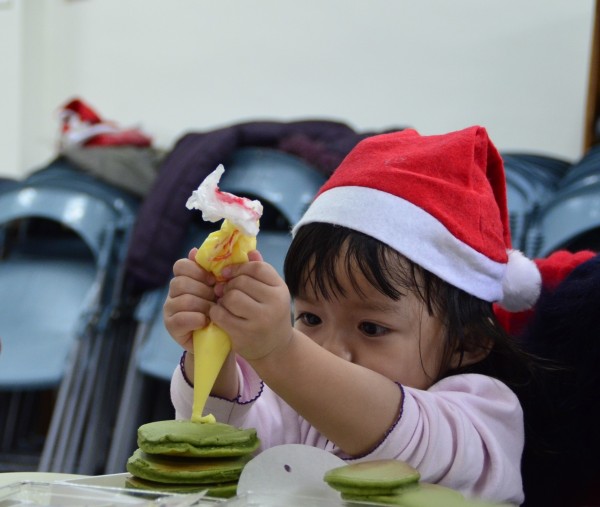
294, 186, 507, 303
498, 249, 542, 311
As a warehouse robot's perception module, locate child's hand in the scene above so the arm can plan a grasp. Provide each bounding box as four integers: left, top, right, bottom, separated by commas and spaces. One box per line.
163, 248, 217, 353
209, 250, 293, 362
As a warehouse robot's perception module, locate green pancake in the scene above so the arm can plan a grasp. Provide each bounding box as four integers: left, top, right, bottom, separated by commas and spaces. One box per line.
341, 482, 465, 506
126, 448, 250, 485
125, 475, 238, 498
324, 459, 420, 495
330, 482, 418, 497
137, 420, 259, 457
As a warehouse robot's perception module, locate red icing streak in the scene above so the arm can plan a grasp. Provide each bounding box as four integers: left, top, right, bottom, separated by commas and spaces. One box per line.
214, 189, 260, 218
213, 229, 239, 262
215, 189, 246, 206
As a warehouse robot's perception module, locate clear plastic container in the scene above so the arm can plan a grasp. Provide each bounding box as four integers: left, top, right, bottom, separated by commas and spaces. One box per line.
0, 480, 223, 507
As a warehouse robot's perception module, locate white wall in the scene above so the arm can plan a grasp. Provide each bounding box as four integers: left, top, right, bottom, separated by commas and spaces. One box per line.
0, 0, 596, 179
0, 0, 23, 178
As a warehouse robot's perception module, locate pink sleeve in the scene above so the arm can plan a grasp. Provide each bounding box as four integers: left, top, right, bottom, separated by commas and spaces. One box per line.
363, 374, 524, 505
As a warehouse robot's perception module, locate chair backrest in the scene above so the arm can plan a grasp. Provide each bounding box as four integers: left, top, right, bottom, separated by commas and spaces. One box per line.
23, 160, 139, 231
501, 153, 588, 257
0, 177, 18, 193
220, 147, 326, 229
0, 186, 118, 261
502, 153, 568, 192
15, 162, 140, 303
559, 144, 600, 190
525, 180, 600, 257
504, 169, 538, 251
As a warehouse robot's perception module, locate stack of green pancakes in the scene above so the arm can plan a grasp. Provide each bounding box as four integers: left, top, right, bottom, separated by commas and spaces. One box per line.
324, 459, 477, 506
126, 420, 260, 498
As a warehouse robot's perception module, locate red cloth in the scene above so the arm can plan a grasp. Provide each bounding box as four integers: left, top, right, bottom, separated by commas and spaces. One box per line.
85, 130, 152, 148
494, 249, 596, 335
59, 98, 152, 148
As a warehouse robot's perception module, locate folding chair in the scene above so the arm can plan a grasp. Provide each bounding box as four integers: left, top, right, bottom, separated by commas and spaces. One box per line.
502, 153, 568, 253
0, 161, 139, 474
558, 144, 600, 190
525, 180, 600, 257
0, 185, 116, 470
504, 168, 539, 251
0, 177, 18, 192
105, 147, 326, 473
30, 163, 140, 475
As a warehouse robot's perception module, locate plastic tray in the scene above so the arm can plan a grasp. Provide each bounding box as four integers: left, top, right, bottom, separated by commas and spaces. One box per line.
0, 480, 222, 506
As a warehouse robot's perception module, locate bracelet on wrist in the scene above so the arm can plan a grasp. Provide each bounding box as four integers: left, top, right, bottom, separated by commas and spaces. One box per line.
180, 350, 194, 388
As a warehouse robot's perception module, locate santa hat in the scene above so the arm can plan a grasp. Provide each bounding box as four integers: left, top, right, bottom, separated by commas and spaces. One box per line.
58, 98, 152, 149
293, 126, 541, 311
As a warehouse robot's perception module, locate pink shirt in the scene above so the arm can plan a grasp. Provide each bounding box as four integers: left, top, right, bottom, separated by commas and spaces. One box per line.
171, 360, 524, 505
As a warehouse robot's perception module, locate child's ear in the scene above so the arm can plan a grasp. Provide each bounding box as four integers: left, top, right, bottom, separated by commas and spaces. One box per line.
449, 340, 492, 369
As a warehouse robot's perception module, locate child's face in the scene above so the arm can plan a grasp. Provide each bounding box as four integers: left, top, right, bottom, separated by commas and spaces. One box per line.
293, 259, 447, 390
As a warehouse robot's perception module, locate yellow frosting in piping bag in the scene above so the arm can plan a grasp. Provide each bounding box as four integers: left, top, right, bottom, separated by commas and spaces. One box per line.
186, 165, 263, 423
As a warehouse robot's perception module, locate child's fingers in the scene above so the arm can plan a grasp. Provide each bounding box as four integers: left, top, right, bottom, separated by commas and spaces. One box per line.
164, 310, 208, 352
166, 310, 210, 336
187, 247, 198, 261
221, 258, 280, 287
209, 284, 292, 362
216, 284, 263, 318
168, 272, 216, 301
209, 296, 266, 345
220, 272, 278, 307
212, 268, 290, 328
247, 249, 263, 262
164, 291, 214, 317
164, 290, 213, 351
172, 257, 216, 285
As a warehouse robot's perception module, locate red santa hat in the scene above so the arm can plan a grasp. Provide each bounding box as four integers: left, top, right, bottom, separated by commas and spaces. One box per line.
293, 126, 541, 311
58, 98, 152, 149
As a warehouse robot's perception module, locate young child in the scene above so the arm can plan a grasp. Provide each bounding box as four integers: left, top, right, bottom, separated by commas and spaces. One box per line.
165, 126, 543, 505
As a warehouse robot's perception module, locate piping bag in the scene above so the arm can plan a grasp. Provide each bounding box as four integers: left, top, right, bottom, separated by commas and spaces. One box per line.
185, 164, 263, 423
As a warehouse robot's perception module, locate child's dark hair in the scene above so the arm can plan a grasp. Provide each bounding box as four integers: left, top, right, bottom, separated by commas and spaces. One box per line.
284, 223, 535, 388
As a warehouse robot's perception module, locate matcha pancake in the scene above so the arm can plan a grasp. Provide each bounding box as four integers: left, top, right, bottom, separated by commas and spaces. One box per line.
125, 475, 238, 498
335, 484, 417, 497
126, 448, 250, 485
137, 420, 259, 457
341, 482, 465, 506
324, 459, 420, 496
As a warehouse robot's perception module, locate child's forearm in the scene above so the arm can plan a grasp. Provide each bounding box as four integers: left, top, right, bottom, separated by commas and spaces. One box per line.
185, 350, 239, 400
248, 329, 403, 456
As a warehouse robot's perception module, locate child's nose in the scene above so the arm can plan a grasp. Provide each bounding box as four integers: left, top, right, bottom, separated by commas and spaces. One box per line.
320, 331, 352, 362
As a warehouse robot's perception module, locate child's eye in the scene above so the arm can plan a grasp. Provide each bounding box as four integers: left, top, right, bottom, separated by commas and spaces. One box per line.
359, 321, 389, 337
296, 312, 322, 327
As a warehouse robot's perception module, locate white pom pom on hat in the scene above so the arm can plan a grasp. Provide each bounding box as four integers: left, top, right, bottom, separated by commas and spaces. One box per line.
500, 249, 542, 311
293, 126, 542, 312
